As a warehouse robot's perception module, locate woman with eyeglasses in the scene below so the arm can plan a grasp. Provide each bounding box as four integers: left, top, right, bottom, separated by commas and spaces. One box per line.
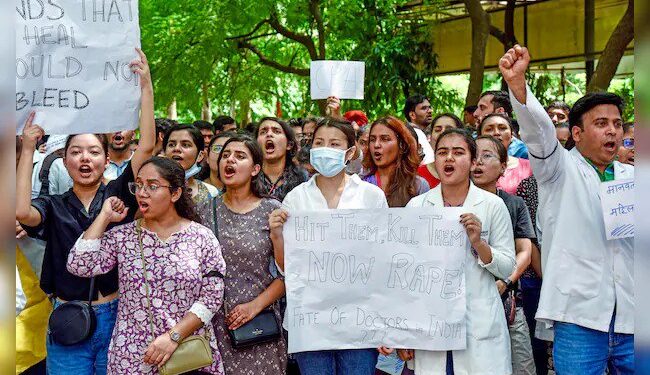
269, 117, 388, 375
67, 156, 227, 375
617, 122, 634, 165
479, 114, 532, 195
16, 48, 155, 375
472, 135, 537, 375
204, 132, 236, 195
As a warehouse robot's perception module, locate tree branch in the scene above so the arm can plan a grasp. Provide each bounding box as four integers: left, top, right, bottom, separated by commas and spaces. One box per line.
225, 19, 269, 41
238, 41, 310, 76
587, 0, 634, 92
309, 0, 326, 59
268, 11, 318, 60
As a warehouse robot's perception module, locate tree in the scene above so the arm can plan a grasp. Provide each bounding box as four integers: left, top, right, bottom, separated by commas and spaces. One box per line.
463, 0, 490, 107
587, 0, 633, 92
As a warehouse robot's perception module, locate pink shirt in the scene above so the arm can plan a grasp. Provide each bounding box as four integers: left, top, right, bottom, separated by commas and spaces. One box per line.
497, 157, 532, 195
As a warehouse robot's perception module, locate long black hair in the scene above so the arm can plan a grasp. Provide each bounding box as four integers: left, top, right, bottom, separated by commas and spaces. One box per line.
138, 156, 200, 222
216, 134, 265, 198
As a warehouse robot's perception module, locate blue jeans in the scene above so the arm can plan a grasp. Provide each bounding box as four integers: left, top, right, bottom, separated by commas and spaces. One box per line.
553, 312, 633, 375
294, 349, 379, 375
46, 299, 118, 375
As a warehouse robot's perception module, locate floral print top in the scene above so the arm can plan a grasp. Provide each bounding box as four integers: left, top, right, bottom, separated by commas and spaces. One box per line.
67, 220, 227, 375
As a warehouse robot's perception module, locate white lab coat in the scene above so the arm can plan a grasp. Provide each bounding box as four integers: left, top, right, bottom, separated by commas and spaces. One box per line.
406, 183, 515, 375
511, 86, 634, 336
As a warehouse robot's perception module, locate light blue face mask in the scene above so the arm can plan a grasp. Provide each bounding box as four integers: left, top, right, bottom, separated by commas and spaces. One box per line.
310, 147, 351, 177
185, 163, 202, 180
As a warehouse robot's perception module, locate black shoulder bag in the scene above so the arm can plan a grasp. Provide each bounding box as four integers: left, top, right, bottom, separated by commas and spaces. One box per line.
48, 277, 97, 345
213, 200, 281, 349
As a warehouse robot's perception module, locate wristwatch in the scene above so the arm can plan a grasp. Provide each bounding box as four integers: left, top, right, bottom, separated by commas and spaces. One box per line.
169, 329, 182, 343
504, 278, 513, 289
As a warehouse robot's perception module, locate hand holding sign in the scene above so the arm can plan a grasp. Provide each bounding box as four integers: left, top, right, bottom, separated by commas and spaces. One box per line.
21, 112, 45, 151
130, 48, 152, 93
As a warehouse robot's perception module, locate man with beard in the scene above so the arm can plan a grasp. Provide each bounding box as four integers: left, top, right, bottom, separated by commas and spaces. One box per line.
103, 130, 135, 181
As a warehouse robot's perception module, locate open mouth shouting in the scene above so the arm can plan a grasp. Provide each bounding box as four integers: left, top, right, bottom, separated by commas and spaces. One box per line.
138, 200, 150, 215
222, 164, 237, 179
264, 139, 276, 155
79, 164, 93, 178
603, 140, 617, 154
442, 164, 456, 177
472, 166, 484, 179
373, 151, 383, 162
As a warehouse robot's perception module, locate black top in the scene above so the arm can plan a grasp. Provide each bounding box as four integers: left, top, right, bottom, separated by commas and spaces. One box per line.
24, 163, 137, 301
496, 189, 536, 305
260, 164, 308, 202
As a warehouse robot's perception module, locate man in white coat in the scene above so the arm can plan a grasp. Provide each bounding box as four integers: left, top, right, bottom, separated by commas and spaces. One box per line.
500, 45, 634, 374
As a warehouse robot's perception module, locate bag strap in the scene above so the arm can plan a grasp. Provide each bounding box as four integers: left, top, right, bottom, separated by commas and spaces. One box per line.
87, 276, 96, 306
136, 219, 156, 342
38, 150, 64, 196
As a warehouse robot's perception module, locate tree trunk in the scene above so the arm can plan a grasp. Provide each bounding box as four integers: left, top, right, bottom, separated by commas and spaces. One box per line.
586, 0, 633, 92
201, 83, 212, 121
316, 99, 327, 116
240, 100, 251, 126
464, 0, 491, 106
167, 99, 177, 120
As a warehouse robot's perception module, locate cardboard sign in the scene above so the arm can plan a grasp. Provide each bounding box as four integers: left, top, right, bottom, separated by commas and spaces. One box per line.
16, 0, 142, 134
284, 207, 468, 353
600, 179, 635, 240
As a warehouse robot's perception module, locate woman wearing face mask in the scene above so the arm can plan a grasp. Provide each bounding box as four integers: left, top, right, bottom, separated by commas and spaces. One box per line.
256, 117, 308, 201
201, 134, 288, 374
204, 132, 236, 195
268, 117, 388, 375
393, 129, 515, 375
163, 124, 219, 224
479, 114, 532, 195
66, 157, 227, 374
472, 136, 537, 375
15, 48, 155, 375
363, 116, 429, 206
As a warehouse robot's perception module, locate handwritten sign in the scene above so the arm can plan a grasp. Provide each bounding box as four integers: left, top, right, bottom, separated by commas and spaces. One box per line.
310, 60, 364, 100
600, 179, 634, 240
284, 207, 468, 353
15, 0, 141, 134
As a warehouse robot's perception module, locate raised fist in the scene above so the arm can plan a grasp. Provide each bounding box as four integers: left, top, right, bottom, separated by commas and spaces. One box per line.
499, 44, 530, 84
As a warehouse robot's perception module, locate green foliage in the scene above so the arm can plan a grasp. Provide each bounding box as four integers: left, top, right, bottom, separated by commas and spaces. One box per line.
140, 0, 456, 123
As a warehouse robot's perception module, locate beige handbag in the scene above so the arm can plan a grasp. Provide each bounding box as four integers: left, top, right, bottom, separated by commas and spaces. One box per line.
137, 220, 214, 375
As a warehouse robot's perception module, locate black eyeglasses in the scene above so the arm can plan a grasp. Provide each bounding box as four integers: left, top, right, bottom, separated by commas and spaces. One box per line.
128, 182, 173, 195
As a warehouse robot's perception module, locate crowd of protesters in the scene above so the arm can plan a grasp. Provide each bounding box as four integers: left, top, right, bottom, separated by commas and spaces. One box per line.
15, 44, 634, 375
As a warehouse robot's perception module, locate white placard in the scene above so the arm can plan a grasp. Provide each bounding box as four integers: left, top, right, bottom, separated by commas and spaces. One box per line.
600, 179, 635, 240
310, 60, 364, 100
16, 0, 142, 135
284, 207, 468, 353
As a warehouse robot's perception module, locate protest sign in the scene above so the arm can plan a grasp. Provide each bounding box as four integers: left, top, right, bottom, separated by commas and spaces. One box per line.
284, 207, 468, 353
600, 179, 634, 240
16, 0, 141, 134
310, 60, 364, 100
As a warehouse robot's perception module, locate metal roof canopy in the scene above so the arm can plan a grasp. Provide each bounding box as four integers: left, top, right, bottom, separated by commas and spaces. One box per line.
430, 0, 633, 76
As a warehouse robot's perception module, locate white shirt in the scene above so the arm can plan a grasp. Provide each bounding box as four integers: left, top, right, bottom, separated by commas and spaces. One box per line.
282, 173, 388, 211
406, 183, 515, 375
413, 127, 435, 165
511, 85, 634, 335
16, 267, 26, 316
